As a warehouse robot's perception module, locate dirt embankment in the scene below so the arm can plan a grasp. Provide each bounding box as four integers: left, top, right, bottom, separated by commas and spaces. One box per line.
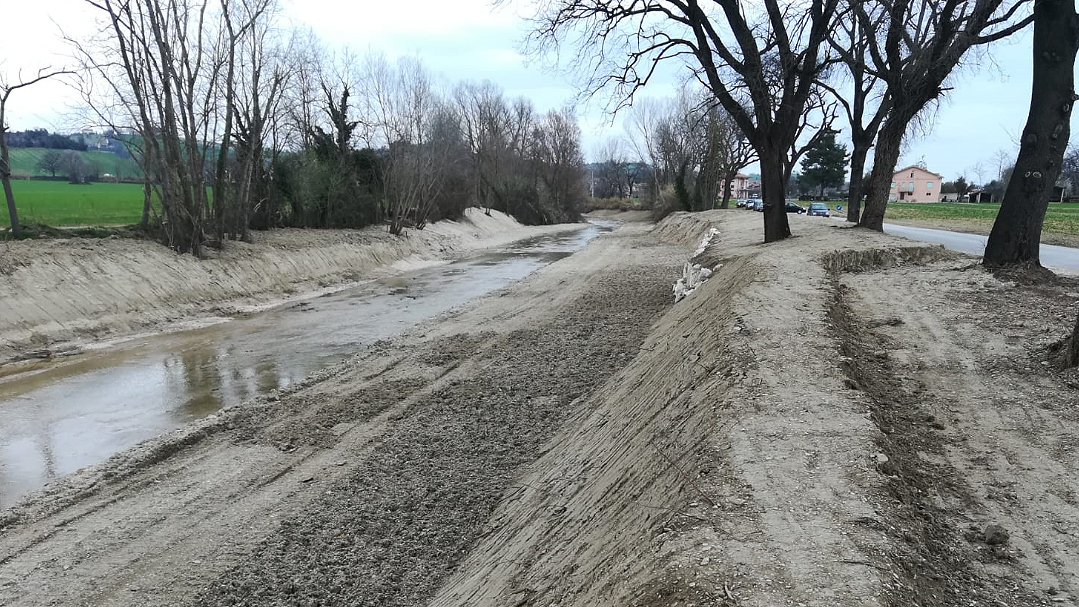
3, 211, 1079, 606
0, 209, 578, 366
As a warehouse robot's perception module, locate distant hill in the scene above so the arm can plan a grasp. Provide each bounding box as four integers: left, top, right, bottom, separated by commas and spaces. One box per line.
6, 148, 144, 181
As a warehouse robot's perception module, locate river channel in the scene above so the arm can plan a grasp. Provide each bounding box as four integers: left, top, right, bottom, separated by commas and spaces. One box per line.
0, 221, 615, 508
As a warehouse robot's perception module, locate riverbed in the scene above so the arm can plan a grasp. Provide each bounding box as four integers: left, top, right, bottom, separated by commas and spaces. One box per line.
0, 221, 615, 508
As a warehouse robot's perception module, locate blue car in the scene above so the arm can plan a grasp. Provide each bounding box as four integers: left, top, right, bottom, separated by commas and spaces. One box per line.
807, 202, 830, 217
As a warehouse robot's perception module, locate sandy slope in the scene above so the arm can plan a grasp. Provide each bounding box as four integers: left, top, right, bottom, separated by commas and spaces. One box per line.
2, 210, 1079, 606
0, 209, 578, 366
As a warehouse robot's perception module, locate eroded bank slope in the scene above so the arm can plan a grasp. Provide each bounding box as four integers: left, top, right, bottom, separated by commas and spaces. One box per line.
0, 209, 577, 365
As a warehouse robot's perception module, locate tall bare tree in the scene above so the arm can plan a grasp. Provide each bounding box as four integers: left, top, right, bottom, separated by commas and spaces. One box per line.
76, 0, 280, 253
523, 0, 841, 242
821, 2, 891, 222
1, 67, 72, 237
714, 110, 756, 209
359, 54, 455, 234
533, 107, 587, 222
853, 0, 1034, 231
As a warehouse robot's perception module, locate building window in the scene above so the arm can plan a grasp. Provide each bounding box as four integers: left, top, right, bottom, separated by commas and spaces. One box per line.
891, 182, 896, 188
910, 172, 915, 178
926, 181, 934, 188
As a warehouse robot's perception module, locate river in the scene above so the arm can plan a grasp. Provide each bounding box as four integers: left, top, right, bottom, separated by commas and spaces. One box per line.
0, 220, 616, 508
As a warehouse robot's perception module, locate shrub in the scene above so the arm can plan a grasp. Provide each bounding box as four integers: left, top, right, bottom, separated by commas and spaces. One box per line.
651, 185, 680, 221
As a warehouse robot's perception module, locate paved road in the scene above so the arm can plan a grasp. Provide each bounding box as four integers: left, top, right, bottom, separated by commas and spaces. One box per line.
883, 223, 1079, 273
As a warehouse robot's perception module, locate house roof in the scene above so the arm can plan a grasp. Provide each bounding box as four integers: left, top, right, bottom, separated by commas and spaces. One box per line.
892, 164, 943, 178
735, 172, 749, 179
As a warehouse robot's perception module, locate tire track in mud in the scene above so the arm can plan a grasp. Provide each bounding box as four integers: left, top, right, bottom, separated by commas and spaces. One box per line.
827, 259, 1050, 607
188, 256, 678, 607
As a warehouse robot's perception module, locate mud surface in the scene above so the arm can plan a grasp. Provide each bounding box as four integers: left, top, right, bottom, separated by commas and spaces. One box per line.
4, 211, 1079, 606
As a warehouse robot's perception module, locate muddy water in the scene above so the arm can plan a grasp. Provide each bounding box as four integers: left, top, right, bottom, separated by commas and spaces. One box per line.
0, 221, 615, 508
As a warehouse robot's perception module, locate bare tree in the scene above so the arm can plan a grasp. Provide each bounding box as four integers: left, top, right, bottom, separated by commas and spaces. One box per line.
592, 137, 629, 198
533, 107, 587, 222
359, 54, 454, 234
854, 0, 1034, 231
75, 0, 281, 253
225, 0, 288, 235
37, 150, 64, 178
61, 150, 88, 184
77, 0, 218, 254
985, 0, 1078, 267
521, 0, 841, 242
454, 80, 513, 214
714, 110, 756, 209
278, 29, 327, 152
625, 96, 673, 201
1, 67, 73, 237
821, 2, 891, 222
211, 0, 277, 242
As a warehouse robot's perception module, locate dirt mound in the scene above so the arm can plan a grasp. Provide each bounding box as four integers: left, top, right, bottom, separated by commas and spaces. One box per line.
430, 211, 1074, 606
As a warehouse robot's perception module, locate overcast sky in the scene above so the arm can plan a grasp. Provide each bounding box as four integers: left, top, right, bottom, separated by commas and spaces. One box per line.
0, 0, 1056, 183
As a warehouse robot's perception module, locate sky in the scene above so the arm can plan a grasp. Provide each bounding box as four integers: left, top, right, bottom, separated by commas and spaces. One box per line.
0, 0, 1059, 183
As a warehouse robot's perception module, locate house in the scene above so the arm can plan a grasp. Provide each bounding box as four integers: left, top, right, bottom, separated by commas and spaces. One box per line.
890, 165, 943, 202
731, 173, 750, 198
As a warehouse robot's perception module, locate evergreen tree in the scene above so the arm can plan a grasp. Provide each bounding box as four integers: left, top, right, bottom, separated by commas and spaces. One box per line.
799, 130, 849, 199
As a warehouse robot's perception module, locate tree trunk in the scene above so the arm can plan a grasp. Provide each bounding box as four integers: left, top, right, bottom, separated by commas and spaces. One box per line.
1, 173, 18, 238
0, 108, 19, 237
846, 138, 871, 223
860, 120, 905, 231
719, 169, 736, 209
141, 181, 152, 229
760, 147, 791, 242
984, 0, 1079, 267
0, 143, 18, 238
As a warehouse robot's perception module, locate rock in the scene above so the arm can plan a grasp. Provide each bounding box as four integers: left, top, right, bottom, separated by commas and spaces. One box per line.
984, 524, 1010, 545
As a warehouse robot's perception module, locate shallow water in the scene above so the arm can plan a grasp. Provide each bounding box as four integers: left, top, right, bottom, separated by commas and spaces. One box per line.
0, 221, 616, 508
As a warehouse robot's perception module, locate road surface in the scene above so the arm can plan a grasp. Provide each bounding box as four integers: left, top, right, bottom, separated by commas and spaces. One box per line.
883, 223, 1079, 273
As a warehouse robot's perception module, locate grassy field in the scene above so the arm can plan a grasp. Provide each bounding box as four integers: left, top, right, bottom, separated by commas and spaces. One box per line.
0, 181, 145, 227
886, 202, 1079, 239
6, 148, 143, 180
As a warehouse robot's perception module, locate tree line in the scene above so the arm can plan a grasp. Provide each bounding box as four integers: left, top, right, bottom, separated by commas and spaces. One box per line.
528, 0, 1075, 266
0, 0, 588, 254
4, 129, 87, 152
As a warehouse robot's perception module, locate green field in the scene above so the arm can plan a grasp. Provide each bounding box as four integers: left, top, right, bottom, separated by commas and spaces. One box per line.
886, 202, 1079, 238
0, 181, 145, 227
6, 148, 143, 180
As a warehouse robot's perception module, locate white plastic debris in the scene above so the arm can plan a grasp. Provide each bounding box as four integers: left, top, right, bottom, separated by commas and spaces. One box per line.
674, 227, 723, 302
692, 227, 719, 257
673, 262, 720, 302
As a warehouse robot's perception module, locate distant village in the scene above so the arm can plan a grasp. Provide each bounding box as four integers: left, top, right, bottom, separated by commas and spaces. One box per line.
587, 159, 1079, 206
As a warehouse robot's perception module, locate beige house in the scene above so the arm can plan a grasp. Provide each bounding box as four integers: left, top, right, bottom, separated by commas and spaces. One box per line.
890, 165, 943, 202
731, 173, 750, 198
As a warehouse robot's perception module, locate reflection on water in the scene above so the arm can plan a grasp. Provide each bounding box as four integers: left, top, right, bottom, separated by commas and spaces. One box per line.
0, 221, 617, 508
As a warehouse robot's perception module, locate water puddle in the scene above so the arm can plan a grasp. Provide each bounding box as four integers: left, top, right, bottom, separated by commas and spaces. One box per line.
0, 220, 617, 508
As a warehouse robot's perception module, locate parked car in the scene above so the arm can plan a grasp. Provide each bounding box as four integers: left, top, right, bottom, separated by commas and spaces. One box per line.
785, 202, 807, 214
752, 200, 765, 211
736, 198, 748, 208
807, 202, 830, 217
